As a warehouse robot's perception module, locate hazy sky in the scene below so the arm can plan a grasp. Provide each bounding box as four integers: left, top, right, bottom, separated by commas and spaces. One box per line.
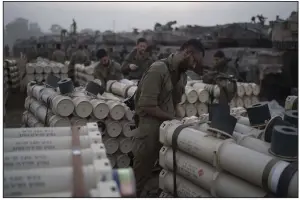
4, 1, 298, 32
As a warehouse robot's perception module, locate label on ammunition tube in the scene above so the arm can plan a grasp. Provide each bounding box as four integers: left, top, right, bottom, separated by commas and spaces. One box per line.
4, 175, 45, 196
5, 128, 59, 137
4, 155, 50, 169
8, 140, 56, 152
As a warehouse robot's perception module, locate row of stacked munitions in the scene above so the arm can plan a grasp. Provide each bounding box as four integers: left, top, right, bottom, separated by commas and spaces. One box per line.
158, 96, 298, 198
25, 58, 68, 83
4, 59, 20, 89
24, 78, 136, 169
3, 123, 136, 197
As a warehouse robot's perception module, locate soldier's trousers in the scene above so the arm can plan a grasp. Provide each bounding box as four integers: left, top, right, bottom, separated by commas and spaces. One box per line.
132, 118, 162, 197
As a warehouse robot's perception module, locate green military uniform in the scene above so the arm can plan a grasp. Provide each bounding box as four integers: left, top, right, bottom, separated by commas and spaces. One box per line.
52, 49, 66, 63
68, 49, 90, 82
93, 60, 123, 88
203, 60, 239, 84
133, 54, 187, 196
121, 48, 154, 80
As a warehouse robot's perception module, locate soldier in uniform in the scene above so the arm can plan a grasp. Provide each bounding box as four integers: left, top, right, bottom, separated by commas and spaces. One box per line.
121, 38, 155, 80
93, 49, 123, 88
203, 50, 239, 84
133, 39, 205, 197
52, 43, 66, 63
68, 44, 90, 83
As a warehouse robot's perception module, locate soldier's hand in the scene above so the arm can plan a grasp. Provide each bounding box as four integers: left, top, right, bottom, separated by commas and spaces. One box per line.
129, 64, 138, 71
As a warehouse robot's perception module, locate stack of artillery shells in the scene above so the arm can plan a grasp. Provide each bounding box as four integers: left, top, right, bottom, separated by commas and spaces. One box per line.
25, 59, 68, 84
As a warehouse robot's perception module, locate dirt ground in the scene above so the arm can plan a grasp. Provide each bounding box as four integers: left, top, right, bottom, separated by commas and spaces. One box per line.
4, 90, 26, 128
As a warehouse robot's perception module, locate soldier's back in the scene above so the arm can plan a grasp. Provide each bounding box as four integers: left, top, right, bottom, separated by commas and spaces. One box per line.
52, 50, 66, 63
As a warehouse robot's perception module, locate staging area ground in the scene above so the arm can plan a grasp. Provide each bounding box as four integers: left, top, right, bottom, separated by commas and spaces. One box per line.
5, 91, 26, 128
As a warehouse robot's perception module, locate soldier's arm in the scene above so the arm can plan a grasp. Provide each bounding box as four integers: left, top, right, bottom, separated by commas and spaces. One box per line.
121, 50, 136, 74
93, 66, 105, 86
138, 66, 174, 121
114, 62, 124, 80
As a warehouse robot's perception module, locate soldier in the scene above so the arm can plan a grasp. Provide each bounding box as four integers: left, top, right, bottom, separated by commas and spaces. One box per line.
203, 50, 239, 84
68, 44, 90, 83
121, 38, 155, 80
93, 49, 123, 88
52, 43, 66, 63
133, 39, 205, 197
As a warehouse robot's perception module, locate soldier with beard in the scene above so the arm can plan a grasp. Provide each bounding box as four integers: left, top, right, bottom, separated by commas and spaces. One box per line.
121, 38, 154, 80
133, 39, 205, 197
93, 49, 123, 88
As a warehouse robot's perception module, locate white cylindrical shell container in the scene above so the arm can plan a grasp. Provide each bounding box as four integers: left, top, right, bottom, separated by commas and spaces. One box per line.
242, 83, 253, 96
4, 123, 98, 138
60, 65, 68, 74
91, 99, 109, 120
236, 83, 245, 97
196, 88, 209, 103
73, 97, 93, 118
196, 103, 208, 116
185, 103, 197, 117
70, 116, 88, 126
185, 86, 198, 104
116, 154, 131, 168
4, 159, 112, 197
243, 96, 252, 108
159, 169, 211, 197
51, 95, 75, 117
107, 100, 125, 121
48, 115, 71, 127
235, 97, 244, 108
4, 143, 106, 170
4, 132, 102, 152
103, 137, 119, 155
121, 120, 136, 137
118, 136, 133, 153
250, 83, 260, 96
105, 120, 122, 138
159, 121, 297, 197
160, 147, 267, 197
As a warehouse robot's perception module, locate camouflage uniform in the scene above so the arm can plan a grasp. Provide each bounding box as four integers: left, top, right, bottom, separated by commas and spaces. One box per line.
203, 60, 239, 84
133, 54, 187, 196
52, 49, 66, 63
121, 48, 154, 80
68, 49, 89, 82
93, 60, 123, 88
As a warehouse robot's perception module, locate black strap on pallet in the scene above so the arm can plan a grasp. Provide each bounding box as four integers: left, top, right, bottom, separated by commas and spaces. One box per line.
276, 162, 298, 197
172, 124, 192, 197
